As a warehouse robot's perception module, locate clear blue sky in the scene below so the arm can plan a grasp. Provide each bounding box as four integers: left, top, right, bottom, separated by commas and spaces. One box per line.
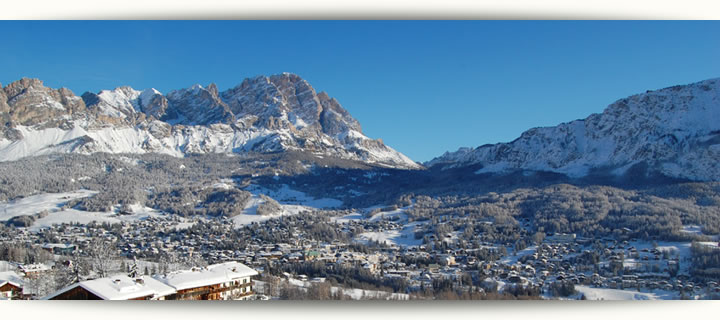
1, 21, 719, 162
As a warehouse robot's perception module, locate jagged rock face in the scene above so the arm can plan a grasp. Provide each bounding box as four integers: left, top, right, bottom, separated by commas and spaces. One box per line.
0, 85, 16, 141
138, 89, 168, 120
165, 84, 235, 125
428, 78, 720, 181
0, 74, 420, 169
2, 78, 85, 126
221, 73, 323, 131
82, 87, 168, 124
0, 84, 10, 121
318, 91, 362, 137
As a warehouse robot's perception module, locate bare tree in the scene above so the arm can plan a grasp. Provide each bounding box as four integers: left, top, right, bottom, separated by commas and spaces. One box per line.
86, 239, 119, 278
308, 281, 332, 300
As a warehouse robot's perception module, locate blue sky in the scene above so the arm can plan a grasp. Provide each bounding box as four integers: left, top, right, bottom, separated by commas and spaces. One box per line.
1, 21, 719, 162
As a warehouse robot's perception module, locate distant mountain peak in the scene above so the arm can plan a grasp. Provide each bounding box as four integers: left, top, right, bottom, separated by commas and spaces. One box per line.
428, 77, 720, 181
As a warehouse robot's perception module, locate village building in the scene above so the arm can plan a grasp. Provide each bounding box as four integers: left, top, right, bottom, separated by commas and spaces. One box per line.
153, 262, 258, 300
19, 263, 52, 279
44, 262, 258, 300
0, 271, 24, 300
44, 275, 176, 300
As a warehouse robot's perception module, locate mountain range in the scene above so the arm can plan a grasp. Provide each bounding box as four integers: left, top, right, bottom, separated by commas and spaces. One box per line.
0, 73, 419, 169
1, 74, 719, 182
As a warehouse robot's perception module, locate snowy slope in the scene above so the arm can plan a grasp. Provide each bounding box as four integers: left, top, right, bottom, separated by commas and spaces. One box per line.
428, 78, 720, 181
0, 190, 165, 231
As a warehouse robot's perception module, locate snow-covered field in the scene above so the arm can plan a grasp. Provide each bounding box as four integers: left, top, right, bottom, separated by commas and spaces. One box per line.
230, 184, 344, 227
356, 221, 425, 247
331, 205, 426, 248
500, 245, 538, 265
246, 184, 342, 208
574, 285, 679, 300
627, 240, 693, 273
256, 278, 409, 300
0, 190, 165, 231
0, 183, 341, 230
0, 190, 97, 221
231, 201, 311, 227
330, 212, 364, 224
367, 206, 410, 222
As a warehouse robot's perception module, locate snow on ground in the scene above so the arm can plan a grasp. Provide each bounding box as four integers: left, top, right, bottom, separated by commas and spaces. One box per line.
500, 245, 538, 265
698, 241, 720, 249
30, 209, 118, 231
30, 203, 165, 232
367, 205, 411, 222
173, 221, 197, 230
0, 260, 16, 272
681, 224, 719, 240
231, 184, 342, 227
209, 178, 235, 190
330, 212, 364, 224
246, 184, 342, 208
332, 204, 423, 248
332, 205, 412, 224
681, 225, 704, 235
0, 190, 98, 221
356, 221, 425, 248
276, 278, 409, 300
231, 194, 313, 227
628, 241, 693, 273
574, 285, 680, 300
0, 190, 167, 231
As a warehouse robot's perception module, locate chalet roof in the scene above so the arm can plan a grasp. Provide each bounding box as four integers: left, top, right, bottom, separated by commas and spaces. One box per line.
153, 262, 258, 291
0, 271, 24, 288
20, 263, 51, 273
41, 243, 75, 249
43, 275, 175, 300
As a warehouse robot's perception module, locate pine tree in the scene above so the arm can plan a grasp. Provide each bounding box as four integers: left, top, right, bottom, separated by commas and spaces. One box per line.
129, 257, 139, 278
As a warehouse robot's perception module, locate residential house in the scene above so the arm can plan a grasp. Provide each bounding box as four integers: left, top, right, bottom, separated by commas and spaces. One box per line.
0, 271, 24, 300
45, 262, 258, 300
44, 275, 175, 300
153, 262, 258, 300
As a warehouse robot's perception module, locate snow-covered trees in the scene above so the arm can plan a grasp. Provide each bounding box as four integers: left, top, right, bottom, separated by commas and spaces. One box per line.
86, 239, 119, 278
128, 257, 139, 278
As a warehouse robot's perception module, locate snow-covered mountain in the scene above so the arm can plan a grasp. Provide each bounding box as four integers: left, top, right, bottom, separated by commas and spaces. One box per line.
427, 78, 720, 181
0, 73, 420, 169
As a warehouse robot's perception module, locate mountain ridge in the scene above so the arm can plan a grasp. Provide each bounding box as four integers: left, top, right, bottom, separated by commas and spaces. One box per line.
0, 73, 420, 169
427, 77, 720, 181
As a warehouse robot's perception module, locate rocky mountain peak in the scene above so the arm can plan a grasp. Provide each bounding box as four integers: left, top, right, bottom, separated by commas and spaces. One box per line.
165, 83, 235, 125
1, 77, 85, 128
3, 78, 46, 99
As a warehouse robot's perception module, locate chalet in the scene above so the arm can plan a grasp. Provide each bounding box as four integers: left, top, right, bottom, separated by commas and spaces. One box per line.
41, 243, 76, 255
45, 262, 258, 300
154, 262, 258, 300
44, 275, 175, 300
304, 250, 321, 261
19, 263, 52, 279
0, 271, 24, 300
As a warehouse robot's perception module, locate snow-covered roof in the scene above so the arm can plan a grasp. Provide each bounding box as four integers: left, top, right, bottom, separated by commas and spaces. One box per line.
153, 262, 258, 291
0, 271, 24, 288
43, 275, 175, 300
19, 263, 52, 273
